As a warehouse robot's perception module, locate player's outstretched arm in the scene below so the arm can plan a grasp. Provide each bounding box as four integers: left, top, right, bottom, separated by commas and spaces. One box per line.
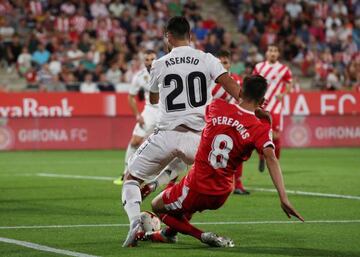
263, 147, 304, 222
216, 73, 241, 101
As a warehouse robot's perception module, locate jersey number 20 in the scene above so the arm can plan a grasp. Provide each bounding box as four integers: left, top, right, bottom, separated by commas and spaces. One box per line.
164, 72, 207, 112
208, 134, 234, 169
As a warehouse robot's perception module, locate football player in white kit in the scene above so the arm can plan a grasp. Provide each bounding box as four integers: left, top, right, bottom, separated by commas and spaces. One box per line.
113, 50, 157, 185
121, 16, 241, 247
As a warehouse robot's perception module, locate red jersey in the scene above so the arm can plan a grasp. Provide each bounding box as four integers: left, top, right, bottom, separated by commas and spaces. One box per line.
186, 99, 274, 195
211, 73, 242, 104
253, 61, 292, 114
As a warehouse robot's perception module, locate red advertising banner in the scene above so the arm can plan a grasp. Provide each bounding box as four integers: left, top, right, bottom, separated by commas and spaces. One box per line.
1, 91, 359, 118
0, 93, 144, 118
0, 117, 136, 150
282, 115, 360, 148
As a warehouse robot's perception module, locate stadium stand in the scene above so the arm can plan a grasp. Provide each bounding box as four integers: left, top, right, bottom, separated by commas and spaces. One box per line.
0, 0, 359, 92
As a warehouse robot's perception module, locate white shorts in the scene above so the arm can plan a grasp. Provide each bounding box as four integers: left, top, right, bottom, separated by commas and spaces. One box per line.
132, 105, 158, 138
128, 127, 201, 181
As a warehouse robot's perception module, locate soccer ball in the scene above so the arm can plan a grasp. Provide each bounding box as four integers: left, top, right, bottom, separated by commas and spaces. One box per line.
140, 211, 161, 232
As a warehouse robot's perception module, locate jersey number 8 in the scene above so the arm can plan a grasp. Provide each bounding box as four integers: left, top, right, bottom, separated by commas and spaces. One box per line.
208, 134, 234, 169
164, 72, 207, 112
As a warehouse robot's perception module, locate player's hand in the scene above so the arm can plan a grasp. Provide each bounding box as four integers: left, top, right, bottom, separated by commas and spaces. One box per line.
136, 114, 145, 128
280, 199, 304, 222
255, 108, 272, 125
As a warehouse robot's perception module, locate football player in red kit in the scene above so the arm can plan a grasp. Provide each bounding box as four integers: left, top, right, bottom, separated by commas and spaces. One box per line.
211, 50, 248, 195
253, 44, 293, 171
145, 75, 304, 247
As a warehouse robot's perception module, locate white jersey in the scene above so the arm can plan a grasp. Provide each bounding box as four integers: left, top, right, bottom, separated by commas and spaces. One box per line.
129, 67, 152, 106
149, 46, 226, 131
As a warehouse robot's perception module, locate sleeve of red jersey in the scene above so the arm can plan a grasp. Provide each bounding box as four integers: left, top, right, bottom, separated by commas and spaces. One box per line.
282, 68, 293, 83
254, 124, 275, 154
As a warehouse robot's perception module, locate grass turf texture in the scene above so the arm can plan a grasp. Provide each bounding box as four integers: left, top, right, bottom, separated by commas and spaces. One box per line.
0, 148, 359, 257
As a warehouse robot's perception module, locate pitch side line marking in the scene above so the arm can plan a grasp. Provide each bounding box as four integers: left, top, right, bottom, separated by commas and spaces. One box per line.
249, 187, 360, 200
37, 173, 116, 181
36, 173, 360, 201
1, 220, 360, 230
0, 237, 99, 257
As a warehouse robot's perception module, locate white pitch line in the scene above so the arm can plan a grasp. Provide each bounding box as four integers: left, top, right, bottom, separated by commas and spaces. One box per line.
37, 173, 116, 181
0, 237, 99, 257
1, 220, 360, 230
249, 187, 360, 201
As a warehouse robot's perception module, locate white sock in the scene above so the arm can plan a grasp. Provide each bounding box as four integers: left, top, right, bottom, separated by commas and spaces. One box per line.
124, 144, 137, 172
122, 180, 142, 226
154, 158, 187, 186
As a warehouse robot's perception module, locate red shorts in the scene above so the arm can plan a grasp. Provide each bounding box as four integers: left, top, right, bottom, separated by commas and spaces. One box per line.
271, 112, 283, 132
162, 176, 231, 215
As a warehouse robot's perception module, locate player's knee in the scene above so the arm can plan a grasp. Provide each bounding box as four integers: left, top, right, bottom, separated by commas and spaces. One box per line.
123, 172, 143, 184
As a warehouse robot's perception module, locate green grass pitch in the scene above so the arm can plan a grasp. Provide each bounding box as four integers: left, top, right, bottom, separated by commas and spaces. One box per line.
0, 148, 359, 257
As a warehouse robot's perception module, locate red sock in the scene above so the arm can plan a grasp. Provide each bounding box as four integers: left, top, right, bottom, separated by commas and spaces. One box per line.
159, 213, 203, 240
273, 138, 281, 159
163, 212, 193, 237
234, 163, 245, 190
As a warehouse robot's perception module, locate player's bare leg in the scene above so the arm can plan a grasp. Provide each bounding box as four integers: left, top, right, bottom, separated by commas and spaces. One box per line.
114, 135, 144, 185
149, 192, 234, 247
273, 131, 281, 159
121, 172, 145, 247
141, 158, 187, 199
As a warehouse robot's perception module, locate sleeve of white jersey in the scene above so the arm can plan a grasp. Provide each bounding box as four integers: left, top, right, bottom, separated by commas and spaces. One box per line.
128, 72, 140, 95
149, 60, 160, 93
206, 53, 227, 81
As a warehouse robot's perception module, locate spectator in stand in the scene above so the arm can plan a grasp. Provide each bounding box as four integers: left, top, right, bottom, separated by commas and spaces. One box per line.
38, 64, 53, 86
5, 35, 22, 72
80, 73, 98, 93
90, 0, 109, 18
74, 63, 87, 82
106, 61, 122, 85
25, 67, 38, 88
67, 43, 84, 68
109, 0, 126, 18
49, 55, 62, 76
17, 47, 32, 76
98, 73, 115, 92
204, 33, 220, 55
31, 43, 50, 67
41, 74, 66, 92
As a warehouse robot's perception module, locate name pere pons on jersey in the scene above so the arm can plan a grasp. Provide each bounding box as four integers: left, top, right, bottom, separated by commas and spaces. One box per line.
212, 116, 250, 140
165, 56, 200, 67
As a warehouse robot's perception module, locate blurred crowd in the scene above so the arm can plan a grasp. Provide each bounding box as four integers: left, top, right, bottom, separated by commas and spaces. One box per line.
0, 0, 359, 93
225, 0, 360, 91
0, 0, 208, 92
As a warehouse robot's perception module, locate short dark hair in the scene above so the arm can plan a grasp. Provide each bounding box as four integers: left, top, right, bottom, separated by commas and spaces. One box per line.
144, 49, 156, 55
165, 16, 190, 39
217, 50, 231, 59
242, 75, 268, 103
267, 44, 279, 50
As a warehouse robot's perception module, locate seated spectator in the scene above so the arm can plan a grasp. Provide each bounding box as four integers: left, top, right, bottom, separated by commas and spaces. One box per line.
80, 73, 99, 93
109, 0, 125, 18
106, 62, 122, 85
49, 55, 62, 75
204, 33, 220, 55
31, 43, 50, 67
67, 43, 84, 68
192, 20, 208, 41
63, 72, 79, 91
90, 0, 109, 18
41, 74, 66, 92
17, 47, 32, 76
98, 73, 115, 92
38, 64, 53, 88
25, 67, 38, 89
74, 63, 87, 82
5, 35, 22, 72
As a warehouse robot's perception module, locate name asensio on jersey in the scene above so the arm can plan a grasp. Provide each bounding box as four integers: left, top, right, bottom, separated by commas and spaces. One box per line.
165, 56, 200, 67
212, 116, 250, 139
